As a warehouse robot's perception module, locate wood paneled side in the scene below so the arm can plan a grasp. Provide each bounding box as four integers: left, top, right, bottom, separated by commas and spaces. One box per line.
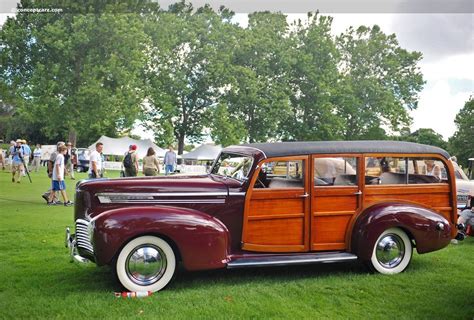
364, 185, 451, 211
249, 198, 303, 217
246, 218, 304, 245
313, 195, 357, 212
312, 215, 352, 246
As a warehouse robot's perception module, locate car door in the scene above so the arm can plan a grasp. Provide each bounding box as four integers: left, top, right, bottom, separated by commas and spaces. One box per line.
242, 156, 310, 252
311, 155, 363, 251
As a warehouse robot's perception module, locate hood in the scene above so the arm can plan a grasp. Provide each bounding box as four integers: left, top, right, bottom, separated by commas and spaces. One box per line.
77, 174, 228, 195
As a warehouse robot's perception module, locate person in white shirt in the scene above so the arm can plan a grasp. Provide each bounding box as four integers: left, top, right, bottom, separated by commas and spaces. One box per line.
32, 144, 42, 172
47, 145, 73, 206
65, 142, 75, 179
89, 142, 104, 179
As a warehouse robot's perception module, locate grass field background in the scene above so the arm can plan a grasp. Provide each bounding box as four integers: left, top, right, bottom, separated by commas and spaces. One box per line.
0, 167, 473, 319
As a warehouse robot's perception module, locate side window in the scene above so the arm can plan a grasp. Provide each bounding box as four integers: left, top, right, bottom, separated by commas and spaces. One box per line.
314, 157, 358, 186
255, 160, 303, 189
365, 157, 407, 185
408, 158, 448, 184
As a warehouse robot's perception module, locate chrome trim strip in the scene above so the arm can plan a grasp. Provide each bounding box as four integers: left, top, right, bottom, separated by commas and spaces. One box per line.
98, 199, 226, 204
96, 192, 228, 198
229, 192, 246, 196
227, 254, 357, 269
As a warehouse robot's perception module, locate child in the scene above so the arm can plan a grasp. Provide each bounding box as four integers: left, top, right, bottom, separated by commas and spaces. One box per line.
47, 145, 73, 206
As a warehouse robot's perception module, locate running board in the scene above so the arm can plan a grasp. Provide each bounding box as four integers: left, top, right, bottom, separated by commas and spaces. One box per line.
227, 252, 358, 269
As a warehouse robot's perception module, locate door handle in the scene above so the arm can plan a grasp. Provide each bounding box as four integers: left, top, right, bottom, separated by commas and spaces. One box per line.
299, 193, 309, 198
354, 191, 362, 195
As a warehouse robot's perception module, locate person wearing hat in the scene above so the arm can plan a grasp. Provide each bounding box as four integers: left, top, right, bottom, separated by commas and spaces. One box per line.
21, 139, 31, 176
123, 144, 139, 177
10, 139, 24, 183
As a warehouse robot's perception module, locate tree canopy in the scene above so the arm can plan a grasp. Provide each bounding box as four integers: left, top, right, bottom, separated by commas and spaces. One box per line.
449, 97, 474, 168
1, 1, 430, 152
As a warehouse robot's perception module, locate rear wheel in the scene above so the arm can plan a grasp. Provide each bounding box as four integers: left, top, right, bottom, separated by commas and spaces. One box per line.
115, 236, 176, 292
368, 228, 413, 274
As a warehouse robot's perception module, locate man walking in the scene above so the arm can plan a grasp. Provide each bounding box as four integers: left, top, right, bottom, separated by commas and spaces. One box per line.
10, 139, 24, 183
47, 145, 73, 206
42, 141, 65, 203
89, 142, 103, 179
21, 140, 31, 176
123, 145, 139, 177
164, 145, 177, 176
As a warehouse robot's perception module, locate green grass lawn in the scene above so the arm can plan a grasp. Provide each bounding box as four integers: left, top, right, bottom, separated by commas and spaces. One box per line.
0, 167, 473, 319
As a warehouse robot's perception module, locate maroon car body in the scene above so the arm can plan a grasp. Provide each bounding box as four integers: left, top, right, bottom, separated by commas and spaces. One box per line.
66, 141, 459, 292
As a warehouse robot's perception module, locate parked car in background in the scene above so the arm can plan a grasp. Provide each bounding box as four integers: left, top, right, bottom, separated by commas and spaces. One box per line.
76, 148, 90, 173
66, 141, 459, 292
451, 160, 474, 208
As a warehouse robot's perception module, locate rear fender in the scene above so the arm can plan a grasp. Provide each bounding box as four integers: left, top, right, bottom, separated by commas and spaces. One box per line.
351, 203, 451, 261
91, 206, 230, 271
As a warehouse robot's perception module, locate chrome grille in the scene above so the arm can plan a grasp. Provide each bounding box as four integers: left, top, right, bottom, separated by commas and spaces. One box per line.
75, 219, 94, 254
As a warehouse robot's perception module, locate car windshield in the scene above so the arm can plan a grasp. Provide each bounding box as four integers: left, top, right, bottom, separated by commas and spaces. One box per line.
452, 161, 469, 180
211, 153, 253, 181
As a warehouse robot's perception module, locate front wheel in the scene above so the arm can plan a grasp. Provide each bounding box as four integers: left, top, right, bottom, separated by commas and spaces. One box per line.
368, 228, 413, 274
115, 236, 176, 292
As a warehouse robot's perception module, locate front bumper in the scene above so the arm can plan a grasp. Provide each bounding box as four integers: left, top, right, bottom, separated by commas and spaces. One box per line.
65, 223, 94, 264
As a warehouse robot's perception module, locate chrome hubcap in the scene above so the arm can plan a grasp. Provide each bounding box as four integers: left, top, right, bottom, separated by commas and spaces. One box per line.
375, 234, 405, 268
126, 245, 167, 286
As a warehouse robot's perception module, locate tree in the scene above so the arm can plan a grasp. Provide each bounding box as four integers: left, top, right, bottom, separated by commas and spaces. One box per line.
0, 0, 152, 146
397, 128, 448, 149
336, 25, 425, 140
449, 97, 474, 168
144, 2, 235, 153
222, 12, 292, 143
280, 13, 342, 141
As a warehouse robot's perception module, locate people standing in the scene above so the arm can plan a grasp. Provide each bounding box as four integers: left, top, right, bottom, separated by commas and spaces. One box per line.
21, 139, 31, 176
65, 142, 75, 180
142, 147, 160, 176
47, 145, 73, 206
10, 139, 24, 183
164, 146, 177, 176
32, 144, 42, 172
0, 146, 5, 171
89, 142, 104, 179
123, 145, 139, 177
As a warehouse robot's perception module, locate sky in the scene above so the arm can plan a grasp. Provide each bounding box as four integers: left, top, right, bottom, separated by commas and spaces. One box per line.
0, 1, 473, 141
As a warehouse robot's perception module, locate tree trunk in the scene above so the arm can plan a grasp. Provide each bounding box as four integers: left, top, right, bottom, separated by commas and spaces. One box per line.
68, 128, 77, 147
177, 134, 185, 155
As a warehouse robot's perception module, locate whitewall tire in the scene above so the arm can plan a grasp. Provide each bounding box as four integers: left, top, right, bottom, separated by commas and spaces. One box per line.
115, 236, 176, 292
369, 228, 413, 274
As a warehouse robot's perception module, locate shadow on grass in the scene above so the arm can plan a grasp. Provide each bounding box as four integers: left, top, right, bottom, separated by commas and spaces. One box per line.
170, 260, 369, 291
51, 259, 368, 294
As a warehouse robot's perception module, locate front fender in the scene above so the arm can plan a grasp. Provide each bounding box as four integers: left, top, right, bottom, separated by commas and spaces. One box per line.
351, 203, 452, 261
91, 206, 230, 271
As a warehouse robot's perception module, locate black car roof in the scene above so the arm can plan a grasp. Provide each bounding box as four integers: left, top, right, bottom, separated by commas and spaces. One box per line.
238, 141, 450, 159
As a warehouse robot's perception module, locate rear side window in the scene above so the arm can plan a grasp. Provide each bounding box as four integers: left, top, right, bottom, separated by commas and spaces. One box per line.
365, 157, 407, 185
408, 158, 448, 184
365, 157, 448, 185
314, 157, 358, 186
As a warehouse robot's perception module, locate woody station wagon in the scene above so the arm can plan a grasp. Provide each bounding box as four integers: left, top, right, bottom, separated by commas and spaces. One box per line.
66, 141, 460, 292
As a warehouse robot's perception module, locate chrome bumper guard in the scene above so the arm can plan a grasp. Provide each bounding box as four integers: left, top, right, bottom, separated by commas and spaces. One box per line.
65, 226, 92, 264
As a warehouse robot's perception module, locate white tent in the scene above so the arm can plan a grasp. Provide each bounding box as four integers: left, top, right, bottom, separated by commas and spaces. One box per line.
88, 136, 166, 158
181, 144, 221, 161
